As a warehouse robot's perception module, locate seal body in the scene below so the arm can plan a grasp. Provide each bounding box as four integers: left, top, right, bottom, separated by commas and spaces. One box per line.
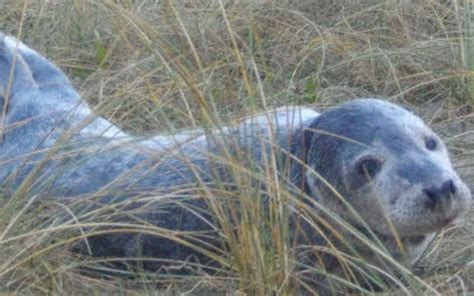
0, 33, 471, 292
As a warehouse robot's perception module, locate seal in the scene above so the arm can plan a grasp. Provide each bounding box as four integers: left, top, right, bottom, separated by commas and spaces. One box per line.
299, 99, 471, 252
0, 33, 471, 293
290, 99, 472, 292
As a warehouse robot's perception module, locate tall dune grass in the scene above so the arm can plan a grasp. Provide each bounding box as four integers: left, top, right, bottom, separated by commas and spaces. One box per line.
0, 0, 473, 294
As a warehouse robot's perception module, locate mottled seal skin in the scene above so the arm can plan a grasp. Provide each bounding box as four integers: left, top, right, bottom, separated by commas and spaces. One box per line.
0, 33, 319, 265
295, 99, 472, 265
0, 34, 471, 291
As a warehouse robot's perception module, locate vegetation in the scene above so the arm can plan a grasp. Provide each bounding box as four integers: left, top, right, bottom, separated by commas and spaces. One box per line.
0, 0, 473, 294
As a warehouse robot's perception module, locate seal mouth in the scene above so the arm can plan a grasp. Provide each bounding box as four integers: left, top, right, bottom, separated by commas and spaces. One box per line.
438, 208, 462, 229
442, 215, 457, 228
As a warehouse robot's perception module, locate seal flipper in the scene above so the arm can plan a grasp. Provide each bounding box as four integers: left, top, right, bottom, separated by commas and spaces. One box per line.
4, 35, 81, 111
0, 33, 38, 101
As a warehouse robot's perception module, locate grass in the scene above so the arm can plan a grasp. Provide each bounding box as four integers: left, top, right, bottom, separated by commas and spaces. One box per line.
0, 0, 473, 294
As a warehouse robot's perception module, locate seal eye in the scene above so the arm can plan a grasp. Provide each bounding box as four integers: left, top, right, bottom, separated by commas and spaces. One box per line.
357, 158, 382, 178
425, 137, 437, 151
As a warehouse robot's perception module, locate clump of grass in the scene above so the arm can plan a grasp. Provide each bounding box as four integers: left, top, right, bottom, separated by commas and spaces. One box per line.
456, 0, 474, 103
0, 0, 473, 295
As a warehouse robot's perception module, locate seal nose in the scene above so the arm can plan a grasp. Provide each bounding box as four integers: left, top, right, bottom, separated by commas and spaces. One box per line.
423, 180, 456, 210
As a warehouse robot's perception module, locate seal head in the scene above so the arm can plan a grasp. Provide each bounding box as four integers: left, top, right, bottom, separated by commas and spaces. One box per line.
302, 99, 472, 247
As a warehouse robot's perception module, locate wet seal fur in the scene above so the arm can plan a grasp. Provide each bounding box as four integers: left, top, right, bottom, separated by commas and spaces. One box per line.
0, 33, 471, 292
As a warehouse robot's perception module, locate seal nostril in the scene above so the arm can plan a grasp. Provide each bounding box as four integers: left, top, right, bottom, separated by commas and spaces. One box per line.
450, 180, 456, 194
423, 188, 438, 209
442, 179, 456, 197
424, 180, 456, 210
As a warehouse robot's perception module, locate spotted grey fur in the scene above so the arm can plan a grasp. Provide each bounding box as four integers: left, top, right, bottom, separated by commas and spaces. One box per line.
0, 33, 471, 291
